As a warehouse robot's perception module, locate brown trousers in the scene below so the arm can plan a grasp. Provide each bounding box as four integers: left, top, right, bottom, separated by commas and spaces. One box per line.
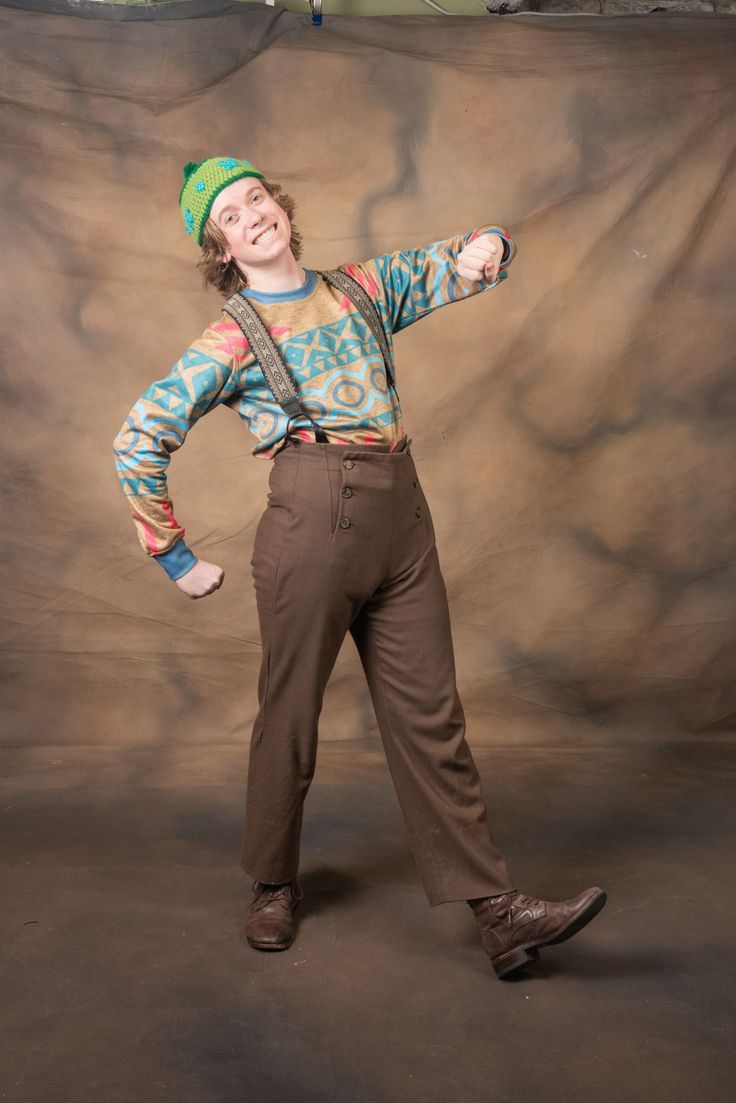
241, 435, 516, 905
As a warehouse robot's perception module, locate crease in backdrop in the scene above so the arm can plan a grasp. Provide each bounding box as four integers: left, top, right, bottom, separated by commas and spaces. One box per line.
1, 0, 735, 764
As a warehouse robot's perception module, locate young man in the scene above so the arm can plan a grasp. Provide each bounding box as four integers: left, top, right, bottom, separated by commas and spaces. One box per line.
113, 156, 607, 979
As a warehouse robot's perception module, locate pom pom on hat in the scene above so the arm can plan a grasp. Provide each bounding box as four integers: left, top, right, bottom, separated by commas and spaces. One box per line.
178, 156, 265, 245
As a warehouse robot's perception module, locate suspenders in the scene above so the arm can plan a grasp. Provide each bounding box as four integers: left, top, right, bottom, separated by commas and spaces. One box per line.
319, 269, 396, 390
221, 269, 397, 445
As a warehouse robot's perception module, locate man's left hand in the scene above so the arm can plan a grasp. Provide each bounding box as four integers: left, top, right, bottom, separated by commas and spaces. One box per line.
457, 235, 505, 284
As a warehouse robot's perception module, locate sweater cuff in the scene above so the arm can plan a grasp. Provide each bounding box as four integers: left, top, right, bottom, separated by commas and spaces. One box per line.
153, 540, 198, 581
484, 228, 513, 267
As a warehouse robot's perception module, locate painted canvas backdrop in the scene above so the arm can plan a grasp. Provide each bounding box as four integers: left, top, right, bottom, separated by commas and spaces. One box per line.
1, 2, 735, 770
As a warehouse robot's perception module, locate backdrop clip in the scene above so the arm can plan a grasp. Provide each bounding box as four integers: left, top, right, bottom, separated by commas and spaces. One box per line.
309, 1, 323, 26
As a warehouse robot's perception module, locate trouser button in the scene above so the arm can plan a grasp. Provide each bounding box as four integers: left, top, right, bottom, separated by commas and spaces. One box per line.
343, 459, 355, 470
342, 487, 353, 498
340, 517, 351, 528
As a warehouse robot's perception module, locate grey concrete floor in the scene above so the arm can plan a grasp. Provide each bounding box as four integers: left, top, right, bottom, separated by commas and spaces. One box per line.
2, 739, 735, 1103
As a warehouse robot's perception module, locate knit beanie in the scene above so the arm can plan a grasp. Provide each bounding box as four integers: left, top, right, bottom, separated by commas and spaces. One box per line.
179, 157, 265, 245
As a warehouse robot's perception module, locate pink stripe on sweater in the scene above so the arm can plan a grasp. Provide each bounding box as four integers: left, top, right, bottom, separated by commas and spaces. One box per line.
133, 510, 160, 553
343, 264, 379, 299
161, 501, 181, 530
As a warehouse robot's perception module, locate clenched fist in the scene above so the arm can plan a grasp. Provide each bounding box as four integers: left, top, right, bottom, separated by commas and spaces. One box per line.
456, 234, 505, 284
174, 558, 225, 599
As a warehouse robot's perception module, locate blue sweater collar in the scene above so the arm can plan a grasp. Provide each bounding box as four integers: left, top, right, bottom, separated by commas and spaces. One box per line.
241, 269, 317, 304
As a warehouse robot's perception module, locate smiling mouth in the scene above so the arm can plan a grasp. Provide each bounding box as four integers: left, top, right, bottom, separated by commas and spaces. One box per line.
253, 223, 278, 246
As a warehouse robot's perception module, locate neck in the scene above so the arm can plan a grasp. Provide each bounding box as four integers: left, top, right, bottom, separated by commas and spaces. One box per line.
239, 251, 306, 295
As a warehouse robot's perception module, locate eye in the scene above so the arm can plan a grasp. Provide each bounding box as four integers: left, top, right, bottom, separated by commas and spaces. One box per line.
224, 212, 237, 225
252, 191, 264, 203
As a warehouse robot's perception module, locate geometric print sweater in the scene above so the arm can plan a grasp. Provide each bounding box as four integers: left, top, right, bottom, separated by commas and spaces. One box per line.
112, 223, 516, 581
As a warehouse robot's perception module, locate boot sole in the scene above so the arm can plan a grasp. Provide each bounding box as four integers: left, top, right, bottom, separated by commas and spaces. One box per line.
492, 890, 607, 979
246, 935, 295, 952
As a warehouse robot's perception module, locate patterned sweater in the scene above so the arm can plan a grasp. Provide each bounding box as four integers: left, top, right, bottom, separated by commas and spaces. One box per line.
113, 224, 516, 580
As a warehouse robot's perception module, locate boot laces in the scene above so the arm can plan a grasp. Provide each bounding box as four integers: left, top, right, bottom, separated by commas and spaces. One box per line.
250, 880, 303, 911
510, 891, 538, 909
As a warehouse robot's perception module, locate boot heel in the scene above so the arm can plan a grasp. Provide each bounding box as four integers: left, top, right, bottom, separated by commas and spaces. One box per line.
492, 945, 541, 979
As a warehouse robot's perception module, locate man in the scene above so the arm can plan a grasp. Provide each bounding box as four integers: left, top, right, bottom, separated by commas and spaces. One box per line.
113, 156, 606, 979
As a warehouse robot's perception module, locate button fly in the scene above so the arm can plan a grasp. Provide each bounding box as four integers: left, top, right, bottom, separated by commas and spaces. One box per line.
340, 517, 351, 529
343, 459, 355, 470
342, 487, 353, 498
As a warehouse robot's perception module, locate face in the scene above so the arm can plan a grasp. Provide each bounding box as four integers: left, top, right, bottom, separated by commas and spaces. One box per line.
209, 177, 292, 274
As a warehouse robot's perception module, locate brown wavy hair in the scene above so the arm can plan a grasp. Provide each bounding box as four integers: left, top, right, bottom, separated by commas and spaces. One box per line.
196, 180, 303, 297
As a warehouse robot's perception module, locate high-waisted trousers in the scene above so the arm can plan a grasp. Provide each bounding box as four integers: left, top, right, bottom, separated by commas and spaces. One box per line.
241, 434, 516, 905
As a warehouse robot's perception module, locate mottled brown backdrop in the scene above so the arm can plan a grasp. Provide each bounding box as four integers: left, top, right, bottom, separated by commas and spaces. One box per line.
2, 2, 735, 771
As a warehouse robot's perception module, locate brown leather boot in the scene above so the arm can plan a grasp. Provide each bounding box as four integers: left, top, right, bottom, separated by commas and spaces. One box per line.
468, 886, 607, 979
245, 880, 304, 951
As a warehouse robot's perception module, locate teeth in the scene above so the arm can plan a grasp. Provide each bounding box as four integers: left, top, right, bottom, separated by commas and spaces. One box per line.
254, 224, 277, 245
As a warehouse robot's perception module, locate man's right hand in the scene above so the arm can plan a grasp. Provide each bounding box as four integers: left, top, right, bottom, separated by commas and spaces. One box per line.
174, 558, 225, 599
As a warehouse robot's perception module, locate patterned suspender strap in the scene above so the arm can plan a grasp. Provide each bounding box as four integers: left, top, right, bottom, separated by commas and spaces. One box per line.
222, 293, 328, 443
317, 268, 397, 390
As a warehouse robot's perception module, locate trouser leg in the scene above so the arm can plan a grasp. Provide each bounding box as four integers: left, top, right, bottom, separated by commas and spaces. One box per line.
240, 601, 348, 884
240, 440, 384, 884
240, 450, 356, 884
349, 508, 516, 906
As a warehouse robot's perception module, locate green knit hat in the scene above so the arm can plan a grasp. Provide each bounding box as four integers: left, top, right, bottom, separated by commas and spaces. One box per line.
179, 156, 265, 245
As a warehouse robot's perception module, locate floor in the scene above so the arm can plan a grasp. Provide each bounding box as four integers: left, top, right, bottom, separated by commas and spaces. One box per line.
3, 738, 735, 1103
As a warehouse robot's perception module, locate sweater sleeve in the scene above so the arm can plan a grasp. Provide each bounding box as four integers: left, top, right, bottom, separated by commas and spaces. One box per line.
343, 224, 516, 336
112, 316, 248, 580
